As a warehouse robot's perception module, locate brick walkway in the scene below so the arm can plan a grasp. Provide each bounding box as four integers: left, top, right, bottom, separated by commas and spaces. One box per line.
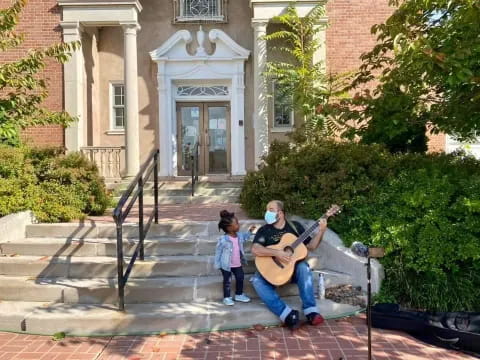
86, 204, 249, 224
0, 316, 475, 360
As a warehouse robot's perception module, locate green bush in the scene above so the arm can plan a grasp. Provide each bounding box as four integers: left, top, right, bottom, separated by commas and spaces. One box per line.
240, 139, 393, 219
241, 140, 480, 311
0, 145, 110, 222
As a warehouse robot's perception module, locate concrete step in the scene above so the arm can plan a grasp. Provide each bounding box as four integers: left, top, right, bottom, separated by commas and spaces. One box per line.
156, 181, 243, 190
0, 255, 322, 278
115, 188, 242, 197
24, 221, 261, 239
0, 298, 362, 336
25, 222, 210, 239
0, 237, 217, 257
113, 195, 240, 205
0, 270, 351, 304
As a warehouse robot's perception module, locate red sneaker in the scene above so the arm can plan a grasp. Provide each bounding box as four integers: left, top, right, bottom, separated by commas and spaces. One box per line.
307, 313, 324, 326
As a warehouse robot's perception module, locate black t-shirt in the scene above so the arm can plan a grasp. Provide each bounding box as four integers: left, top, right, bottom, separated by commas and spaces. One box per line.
253, 220, 311, 247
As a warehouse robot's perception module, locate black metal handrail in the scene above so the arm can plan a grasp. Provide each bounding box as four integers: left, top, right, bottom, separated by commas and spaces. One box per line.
112, 149, 159, 311
191, 142, 199, 196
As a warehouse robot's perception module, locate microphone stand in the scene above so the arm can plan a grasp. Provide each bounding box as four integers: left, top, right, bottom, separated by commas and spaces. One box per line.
365, 247, 384, 360
367, 255, 372, 360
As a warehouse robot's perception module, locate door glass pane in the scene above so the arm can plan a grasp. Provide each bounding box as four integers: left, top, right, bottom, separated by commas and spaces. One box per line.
207, 106, 227, 173
180, 106, 200, 172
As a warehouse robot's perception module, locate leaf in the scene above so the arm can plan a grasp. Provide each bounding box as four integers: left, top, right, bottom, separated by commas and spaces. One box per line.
52, 332, 65, 341
253, 324, 266, 331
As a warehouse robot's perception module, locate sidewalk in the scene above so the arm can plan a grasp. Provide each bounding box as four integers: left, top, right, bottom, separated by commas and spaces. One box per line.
0, 316, 475, 360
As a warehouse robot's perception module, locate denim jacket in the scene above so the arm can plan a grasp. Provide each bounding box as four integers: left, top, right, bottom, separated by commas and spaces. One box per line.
214, 231, 252, 271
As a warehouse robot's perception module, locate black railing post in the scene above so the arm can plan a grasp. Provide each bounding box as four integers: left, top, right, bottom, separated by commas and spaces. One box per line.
138, 176, 144, 261
115, 214, 125, 311
154, 151, 159, 224
195, 143, 199, 182
113, 149, 159, 311
191, 152, 195, 197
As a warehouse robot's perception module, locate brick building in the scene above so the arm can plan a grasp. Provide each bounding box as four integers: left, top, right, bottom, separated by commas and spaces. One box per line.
1, 0, 462, 179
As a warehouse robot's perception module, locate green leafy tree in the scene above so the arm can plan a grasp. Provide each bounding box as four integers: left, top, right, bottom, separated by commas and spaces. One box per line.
340, 0, 480, 152
0, 0, 80, 146
263, 4, 349, 137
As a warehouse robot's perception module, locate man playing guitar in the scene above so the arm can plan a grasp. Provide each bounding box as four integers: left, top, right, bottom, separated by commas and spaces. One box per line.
251, 200, 328, 330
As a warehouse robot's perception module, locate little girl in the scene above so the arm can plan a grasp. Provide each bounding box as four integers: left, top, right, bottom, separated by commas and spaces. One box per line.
214, 210, 256, 306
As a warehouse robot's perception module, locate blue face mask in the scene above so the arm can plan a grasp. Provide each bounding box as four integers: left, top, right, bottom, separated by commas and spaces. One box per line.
264, 211, 278, 225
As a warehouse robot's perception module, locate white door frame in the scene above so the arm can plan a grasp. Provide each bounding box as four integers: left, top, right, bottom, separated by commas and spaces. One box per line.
150, 28, 250, 176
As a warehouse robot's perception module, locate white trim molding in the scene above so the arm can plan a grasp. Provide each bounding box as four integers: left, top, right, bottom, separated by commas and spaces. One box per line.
58, 0, 142, 26
250, 0, 328, 19
150, 27, 250, 177
446, 135, 480, 158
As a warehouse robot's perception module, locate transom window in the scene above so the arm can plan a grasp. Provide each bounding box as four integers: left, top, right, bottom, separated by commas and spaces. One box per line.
177, 86, 229, 97
174, 0, 226, 23
273, 81, 294, 128
111, 83, 125, 130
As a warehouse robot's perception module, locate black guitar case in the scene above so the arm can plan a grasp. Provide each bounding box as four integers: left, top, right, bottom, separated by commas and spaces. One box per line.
371, 303, 480, 358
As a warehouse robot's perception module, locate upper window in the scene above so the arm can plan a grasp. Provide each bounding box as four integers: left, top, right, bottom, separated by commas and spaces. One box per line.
111, 83, 125, 130
273, 81, 294, 129
174, 0, 226, 23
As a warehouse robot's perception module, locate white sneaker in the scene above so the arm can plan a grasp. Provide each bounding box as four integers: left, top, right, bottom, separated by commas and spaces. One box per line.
223, 297, 235, 306
234, 294, 251, 303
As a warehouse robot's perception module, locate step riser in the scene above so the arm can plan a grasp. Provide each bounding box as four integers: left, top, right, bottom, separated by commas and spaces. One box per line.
114, 196, 239, 205
116, 189, 242, 197
25, 223, 211, 239
0, 272, 351, 304
117, 183, 243, 192
25, 222, 260, 239
0, 241, 217, 257
0, 257, 321, 278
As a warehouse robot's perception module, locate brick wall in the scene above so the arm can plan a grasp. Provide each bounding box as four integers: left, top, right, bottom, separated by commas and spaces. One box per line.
0, 0, 64, 147
325, 0, 447, 153
427, 132, 446, 153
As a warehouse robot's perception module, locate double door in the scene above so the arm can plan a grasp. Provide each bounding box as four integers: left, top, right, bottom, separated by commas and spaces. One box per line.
177, 102, 230, 176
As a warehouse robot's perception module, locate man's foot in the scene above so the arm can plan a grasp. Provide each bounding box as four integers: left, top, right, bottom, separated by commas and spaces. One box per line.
234, 294, 251, 303
306, 312, 325, 326
223, 297, 235, 306
284, 310, 300, 330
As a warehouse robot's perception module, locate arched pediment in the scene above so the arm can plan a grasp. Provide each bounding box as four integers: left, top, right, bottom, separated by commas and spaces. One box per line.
150, 27, 250, 62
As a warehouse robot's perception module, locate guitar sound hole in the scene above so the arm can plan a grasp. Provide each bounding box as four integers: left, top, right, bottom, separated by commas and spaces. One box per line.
284, 246, 294, 255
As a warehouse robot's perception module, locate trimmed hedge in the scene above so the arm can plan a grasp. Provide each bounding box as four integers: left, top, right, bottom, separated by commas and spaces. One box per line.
0, 146, 110, 222
240, 140, 480, 311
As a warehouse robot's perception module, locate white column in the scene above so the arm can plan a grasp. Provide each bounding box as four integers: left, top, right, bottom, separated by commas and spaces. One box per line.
61, 21, 84, 152
122, 23, 141, 177
252, 20, 269, 168
156, 62, 172, 177
232, 69, 247, 176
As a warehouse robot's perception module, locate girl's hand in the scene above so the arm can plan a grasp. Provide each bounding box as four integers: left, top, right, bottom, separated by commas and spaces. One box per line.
248, 225, 257, 233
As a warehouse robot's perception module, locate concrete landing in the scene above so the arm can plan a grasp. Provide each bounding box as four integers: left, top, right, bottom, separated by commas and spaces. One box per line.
0, 297, 362, 336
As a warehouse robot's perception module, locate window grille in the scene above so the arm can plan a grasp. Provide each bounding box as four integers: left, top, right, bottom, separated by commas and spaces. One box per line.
174, 0, 227, 23
177, 86, 229, 97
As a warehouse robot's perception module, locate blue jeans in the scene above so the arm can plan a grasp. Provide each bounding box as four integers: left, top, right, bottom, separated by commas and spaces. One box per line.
251, 261, 319, 322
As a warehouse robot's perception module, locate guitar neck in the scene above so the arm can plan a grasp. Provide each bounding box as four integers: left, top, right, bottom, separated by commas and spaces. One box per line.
291, 214, 328, 249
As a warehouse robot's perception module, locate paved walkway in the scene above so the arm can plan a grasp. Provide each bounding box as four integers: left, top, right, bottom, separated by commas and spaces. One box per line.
0, 316, 475, 360
85, 204, 248, 223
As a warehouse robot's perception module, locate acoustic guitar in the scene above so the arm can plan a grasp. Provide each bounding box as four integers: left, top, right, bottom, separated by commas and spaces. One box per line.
255, 205, 341, 286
